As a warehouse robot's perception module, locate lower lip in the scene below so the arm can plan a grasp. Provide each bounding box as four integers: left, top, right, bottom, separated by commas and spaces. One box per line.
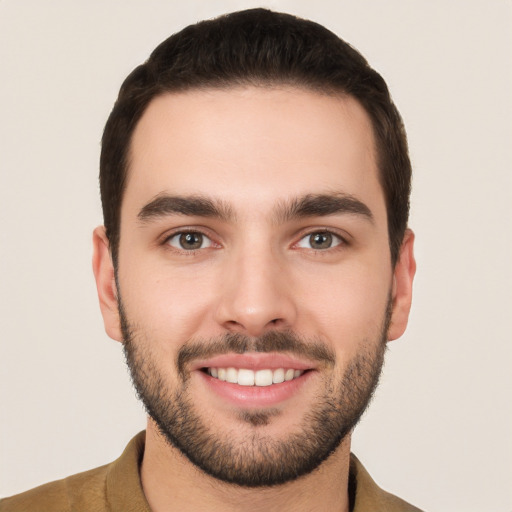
197, 370, 314, 408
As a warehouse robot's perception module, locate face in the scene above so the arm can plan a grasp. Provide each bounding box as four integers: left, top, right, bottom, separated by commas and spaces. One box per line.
94, 86, 415, 486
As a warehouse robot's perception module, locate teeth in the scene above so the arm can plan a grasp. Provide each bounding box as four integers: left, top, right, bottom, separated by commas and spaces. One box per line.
207, 367, 304, 386
272, 368, 285, 384
226, 367, 238, 384
254, 369, 273, 386
238, 368, 255, 386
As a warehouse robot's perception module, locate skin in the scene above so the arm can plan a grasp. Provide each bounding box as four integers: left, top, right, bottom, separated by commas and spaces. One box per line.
93, 86, 415, 512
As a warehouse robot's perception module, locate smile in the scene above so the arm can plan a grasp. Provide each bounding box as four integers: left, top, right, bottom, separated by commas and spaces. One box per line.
206, 367, 305, 386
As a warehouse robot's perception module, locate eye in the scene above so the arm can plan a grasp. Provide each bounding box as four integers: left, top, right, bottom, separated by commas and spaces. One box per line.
166, 231, 213, 251
296, 231, 343, 250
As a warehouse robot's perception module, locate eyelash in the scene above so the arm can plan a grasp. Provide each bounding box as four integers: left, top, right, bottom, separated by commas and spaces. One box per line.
161, 228, 349, 254
163, 229, 218, 254
293, 229, 348, 252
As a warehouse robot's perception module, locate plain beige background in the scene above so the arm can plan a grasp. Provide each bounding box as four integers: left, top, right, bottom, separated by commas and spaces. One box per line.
1, 1, 511, 510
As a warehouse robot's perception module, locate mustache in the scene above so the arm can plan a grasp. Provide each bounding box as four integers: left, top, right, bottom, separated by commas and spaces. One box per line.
177, 331, 336, 377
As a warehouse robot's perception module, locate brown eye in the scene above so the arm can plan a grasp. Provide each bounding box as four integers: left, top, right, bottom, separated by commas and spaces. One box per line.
167, 232, 212, 250
309, 232, 332, 249
180, 233, 203, 249
296, 231, 343, 250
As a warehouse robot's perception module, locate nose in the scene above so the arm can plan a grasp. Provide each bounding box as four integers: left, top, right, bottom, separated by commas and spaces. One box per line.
214, 245, 297, 337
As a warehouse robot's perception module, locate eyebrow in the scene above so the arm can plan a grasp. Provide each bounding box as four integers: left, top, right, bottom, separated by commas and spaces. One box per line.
137, 192, 373, 224
138, 194, 234, 222
274, 193, 374, 224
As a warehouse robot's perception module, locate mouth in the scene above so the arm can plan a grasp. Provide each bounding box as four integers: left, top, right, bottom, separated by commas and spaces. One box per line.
193, 354, 316, 408
203, 367, 306, 386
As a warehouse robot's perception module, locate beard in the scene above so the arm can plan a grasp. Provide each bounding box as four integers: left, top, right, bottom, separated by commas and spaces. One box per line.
120, 299, 389, 488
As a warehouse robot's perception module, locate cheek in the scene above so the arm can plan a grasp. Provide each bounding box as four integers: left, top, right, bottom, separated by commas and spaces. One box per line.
293, 258, 391, 349
119, 262, 219, 344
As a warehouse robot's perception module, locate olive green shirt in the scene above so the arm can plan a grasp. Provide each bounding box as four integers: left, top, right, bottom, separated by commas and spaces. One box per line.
0, 432, 423, 511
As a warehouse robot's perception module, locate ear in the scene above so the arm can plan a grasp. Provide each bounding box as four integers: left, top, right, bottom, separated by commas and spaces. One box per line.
388, 229, 416, 341
92, 226, 123, 342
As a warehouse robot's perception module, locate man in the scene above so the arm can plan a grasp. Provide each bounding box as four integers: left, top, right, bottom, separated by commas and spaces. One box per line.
0, 8, 420, 512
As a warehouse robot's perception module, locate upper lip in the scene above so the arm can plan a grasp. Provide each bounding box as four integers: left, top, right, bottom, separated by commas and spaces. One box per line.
191, 352, 317, 372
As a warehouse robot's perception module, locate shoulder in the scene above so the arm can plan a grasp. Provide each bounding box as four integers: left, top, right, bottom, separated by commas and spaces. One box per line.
0, 432, 148, 512
351, 454, 424, 512
0, 464, 110, 512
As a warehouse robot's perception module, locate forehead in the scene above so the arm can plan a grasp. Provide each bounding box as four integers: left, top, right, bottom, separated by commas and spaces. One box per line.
125, 86, 384, 220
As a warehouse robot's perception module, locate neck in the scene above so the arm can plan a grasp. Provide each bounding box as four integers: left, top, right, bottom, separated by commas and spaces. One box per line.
140, 419, 351, 512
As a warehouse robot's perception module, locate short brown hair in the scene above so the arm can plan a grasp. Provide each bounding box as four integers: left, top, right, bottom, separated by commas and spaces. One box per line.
100, 8, 411, 267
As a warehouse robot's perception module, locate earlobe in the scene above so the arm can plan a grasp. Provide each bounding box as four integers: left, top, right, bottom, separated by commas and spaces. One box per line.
388, 229, 416, 341
92, 226, 123, 342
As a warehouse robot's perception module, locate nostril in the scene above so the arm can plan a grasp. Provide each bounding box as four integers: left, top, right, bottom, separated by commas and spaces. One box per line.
225, 320, 243, 328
